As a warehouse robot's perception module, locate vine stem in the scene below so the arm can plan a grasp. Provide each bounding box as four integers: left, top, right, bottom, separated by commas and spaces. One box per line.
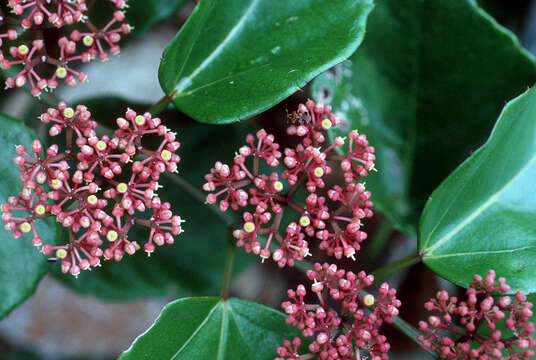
370, 252, 423, 282
390, 315, 437, 358
163, 173, 236, 228
365, 218, 394, 261
161, 173, 241, 299
221, 233, 237, 299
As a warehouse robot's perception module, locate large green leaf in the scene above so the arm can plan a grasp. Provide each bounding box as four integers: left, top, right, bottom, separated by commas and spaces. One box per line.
311, 0, 536, 234
51, 98, 254, 299
119, 297, 304, 360
159, 0, 373, 124
0, 114, 59, 319
419, 87, 536, 293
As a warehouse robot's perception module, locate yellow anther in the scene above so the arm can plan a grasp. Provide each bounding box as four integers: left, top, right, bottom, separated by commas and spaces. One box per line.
107, 230, 118, 242
135, 115, 146, 126
363, 294, 375, 307
321, 119, 332, 130
20, 222, 32, 233
116, 183, 128, 194
243, 222, 255, 233
313, 167, 324, 178
18, 44, 29, 55
63, 107, 74, 118
87, 195, 98, 205
273, 181, 283, 192
160, 150, 172, 161
96, 140, 107, 151
56, 249, 67, 259
56, 67, 68, 79
51, 179, 62, 189
83, 35, 94, 47
299, 216, 310, 227
34, 204, 46, 215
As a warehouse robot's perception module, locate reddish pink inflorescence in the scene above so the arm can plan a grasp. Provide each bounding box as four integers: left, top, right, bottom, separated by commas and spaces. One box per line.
1, 102, 184, 277
203, 100, 376, 267
276, 262, 401, 360
418, 270, 535, 359
0, 0, 131, 97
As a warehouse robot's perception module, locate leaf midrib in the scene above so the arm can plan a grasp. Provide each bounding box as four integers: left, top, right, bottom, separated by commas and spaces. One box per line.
170, 299, 223, 360
173, 0, 261, 95
425, 151, 536, 256
425, 245, 536, 259
227, 301, 256, 358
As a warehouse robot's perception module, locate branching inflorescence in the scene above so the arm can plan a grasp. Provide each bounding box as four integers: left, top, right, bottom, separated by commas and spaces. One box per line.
418, 270, 535, 359
277, 263, 401, 360
0, 0, 131, 97
1, 102, 184, 276
203, 100, 376, 267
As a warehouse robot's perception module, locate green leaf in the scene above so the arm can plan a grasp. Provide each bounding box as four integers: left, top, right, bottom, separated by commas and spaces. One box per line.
126, 0, 188, 37
51, 97, 254, 300
119, 297, 304, 360
311, 0, 536, 234
0, 114, 59, 319
419, 87, 536, 293
159, 0, 373, 124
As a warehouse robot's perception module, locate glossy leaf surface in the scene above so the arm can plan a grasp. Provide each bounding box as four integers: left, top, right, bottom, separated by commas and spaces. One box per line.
419, 88, 536, 292
159, 0, 373, 123
119, 297, 303, 360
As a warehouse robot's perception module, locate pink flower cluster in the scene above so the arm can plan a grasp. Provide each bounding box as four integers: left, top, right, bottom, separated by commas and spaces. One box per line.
1, 102, 184, 277
276, 263, 401, 360
0, 0, 131, 97
203, 101, 375, 266
418, 270, 535, 359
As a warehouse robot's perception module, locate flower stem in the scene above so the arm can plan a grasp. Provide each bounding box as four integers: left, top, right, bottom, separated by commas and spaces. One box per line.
371, 252, 422, 281
389, 316, 437, 358
294, 259, 314, 272
163, 173, 236, 228
220, 234, 236, 299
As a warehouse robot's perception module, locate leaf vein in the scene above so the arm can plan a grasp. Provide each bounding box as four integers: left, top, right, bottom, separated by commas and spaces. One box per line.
425, 154, 536, 256
170, 300, 223, 360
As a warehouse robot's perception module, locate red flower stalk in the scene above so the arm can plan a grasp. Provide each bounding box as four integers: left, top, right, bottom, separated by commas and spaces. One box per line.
417, 270, 535, 359
203, 101, 375, 266
0, 0, 131, 96
1, 102, 184, 277
277, 262, 401, 360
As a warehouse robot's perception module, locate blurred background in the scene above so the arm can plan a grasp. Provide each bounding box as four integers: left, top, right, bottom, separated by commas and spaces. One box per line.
0, 0, 535, 359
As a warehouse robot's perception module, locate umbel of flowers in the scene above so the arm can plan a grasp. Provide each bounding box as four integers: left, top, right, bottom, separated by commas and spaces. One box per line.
418, 270, 535, 359
203, 100, 376, 267
1, 102, 184, 277
0, 0, 131, 97
276, 263, 401, 360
